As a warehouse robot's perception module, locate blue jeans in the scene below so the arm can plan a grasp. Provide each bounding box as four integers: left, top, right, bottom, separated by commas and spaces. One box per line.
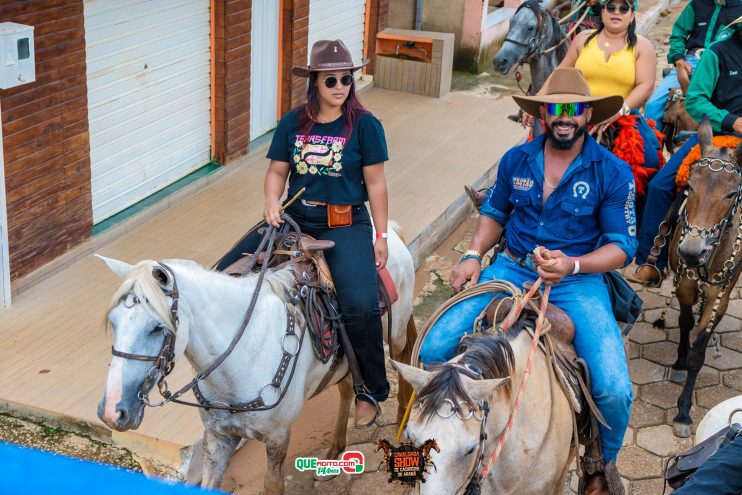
419, 253, 633, 462
673, 433, 742, 494
635, 134, 699, 268
645, 54, 699, 129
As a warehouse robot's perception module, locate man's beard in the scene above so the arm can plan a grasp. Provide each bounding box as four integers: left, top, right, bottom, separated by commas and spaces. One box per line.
545, 120, 587, 150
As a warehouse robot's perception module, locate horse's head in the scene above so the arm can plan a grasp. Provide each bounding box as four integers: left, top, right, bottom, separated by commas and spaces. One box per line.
95, 256, 189, 431
679, 118, 742, 267
394, 333, 513, 494
493, 0, 545, 74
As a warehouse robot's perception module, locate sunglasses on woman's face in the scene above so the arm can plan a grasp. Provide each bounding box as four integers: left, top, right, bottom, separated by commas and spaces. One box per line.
323, 74, 354, 88
546, 102, 590, 117
603, 3, 632, 14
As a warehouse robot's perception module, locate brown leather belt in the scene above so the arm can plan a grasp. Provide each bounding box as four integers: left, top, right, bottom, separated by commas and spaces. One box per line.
504, 246, 530, 268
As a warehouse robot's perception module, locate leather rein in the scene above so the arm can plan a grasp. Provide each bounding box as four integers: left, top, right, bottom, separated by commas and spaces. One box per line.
111, 214, 309, 413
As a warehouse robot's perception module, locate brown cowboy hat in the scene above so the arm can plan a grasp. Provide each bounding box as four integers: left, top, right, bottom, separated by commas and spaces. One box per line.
512, 68, 624, 125
292, 39, 369, 77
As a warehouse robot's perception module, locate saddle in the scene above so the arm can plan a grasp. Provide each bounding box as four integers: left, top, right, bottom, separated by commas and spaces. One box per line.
223, 223, 398, 393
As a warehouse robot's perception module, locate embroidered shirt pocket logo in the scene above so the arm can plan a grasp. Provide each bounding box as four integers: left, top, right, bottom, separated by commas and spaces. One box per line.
572, 181, 591, 199
513, 177, 534, 191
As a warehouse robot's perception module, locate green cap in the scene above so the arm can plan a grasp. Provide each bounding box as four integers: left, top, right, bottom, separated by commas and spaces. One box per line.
600, 0, 639, 11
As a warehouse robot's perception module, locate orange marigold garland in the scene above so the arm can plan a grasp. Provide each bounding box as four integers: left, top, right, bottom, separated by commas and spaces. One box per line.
675, 136, 742, 190
610, 115, 666, 197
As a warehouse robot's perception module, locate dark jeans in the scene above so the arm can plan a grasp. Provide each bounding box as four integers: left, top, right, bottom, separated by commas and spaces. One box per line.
673, 433, 742, 494
636, 134, 699, 268
214, 202, 389, 403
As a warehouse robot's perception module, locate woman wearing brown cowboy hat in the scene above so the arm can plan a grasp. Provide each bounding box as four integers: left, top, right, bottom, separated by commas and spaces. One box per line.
215, 39, 390, 428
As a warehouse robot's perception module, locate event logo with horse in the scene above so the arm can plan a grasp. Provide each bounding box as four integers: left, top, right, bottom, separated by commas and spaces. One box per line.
375, 438, 439, 486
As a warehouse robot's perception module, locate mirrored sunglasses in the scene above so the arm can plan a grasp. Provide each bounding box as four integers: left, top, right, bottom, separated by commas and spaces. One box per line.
323, 74, 354, 88
546, 102, 590, 117
604, 3, 632, 14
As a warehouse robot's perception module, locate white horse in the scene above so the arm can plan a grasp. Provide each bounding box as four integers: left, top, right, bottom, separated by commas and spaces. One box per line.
96, 223, 416, 495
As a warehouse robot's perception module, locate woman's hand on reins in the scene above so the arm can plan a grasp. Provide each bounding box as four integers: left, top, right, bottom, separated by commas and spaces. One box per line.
264, 198, 283, 227
450, 258, 481, 293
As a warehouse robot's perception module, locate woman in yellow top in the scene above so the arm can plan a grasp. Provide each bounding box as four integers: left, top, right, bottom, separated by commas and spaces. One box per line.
525, 0, 662, 197
561, 0, 656, 123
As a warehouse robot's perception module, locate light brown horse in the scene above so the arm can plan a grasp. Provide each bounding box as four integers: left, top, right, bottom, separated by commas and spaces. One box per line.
665, 118, 742, 437
395, 323, 575, 494
662, 64, 699, 153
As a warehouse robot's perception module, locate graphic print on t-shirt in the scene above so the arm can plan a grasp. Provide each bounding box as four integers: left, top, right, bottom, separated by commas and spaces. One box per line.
293, 135, 346, 177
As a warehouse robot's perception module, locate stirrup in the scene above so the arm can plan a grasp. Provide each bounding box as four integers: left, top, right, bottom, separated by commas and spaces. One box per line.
354, 393, 381, 429
628, 263, 664, 288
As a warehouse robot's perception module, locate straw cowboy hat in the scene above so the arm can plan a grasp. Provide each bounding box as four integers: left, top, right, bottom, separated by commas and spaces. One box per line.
513, 68, 624, 125
292, 39, 369, 77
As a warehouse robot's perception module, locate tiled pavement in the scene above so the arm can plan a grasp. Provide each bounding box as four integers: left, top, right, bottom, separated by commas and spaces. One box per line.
308, 221, 742, 495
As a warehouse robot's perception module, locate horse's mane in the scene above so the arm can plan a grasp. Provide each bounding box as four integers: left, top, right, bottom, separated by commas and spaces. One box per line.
103, 260, 298, 333
415, 314, 535, 422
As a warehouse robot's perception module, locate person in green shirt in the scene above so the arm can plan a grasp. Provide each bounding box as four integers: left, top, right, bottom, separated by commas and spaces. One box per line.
644, 0, 742, 129
630, 16, 742, 285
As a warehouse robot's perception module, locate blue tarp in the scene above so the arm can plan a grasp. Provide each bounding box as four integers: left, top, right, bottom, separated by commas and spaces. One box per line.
0, 441, 221, 495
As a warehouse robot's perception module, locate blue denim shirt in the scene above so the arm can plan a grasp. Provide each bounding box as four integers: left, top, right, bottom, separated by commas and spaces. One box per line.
480, 134, 638, 265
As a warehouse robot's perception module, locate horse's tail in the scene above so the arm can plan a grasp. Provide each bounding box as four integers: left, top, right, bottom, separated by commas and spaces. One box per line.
396, 315, 418, 423
389, 220, 405, 244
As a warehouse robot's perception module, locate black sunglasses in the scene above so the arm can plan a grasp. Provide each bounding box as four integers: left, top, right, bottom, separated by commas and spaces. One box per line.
603, 3, 631, 14
323, 74, 354, 88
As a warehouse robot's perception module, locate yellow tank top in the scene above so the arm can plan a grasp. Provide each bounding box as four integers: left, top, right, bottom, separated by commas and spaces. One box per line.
574, 34, 637, 99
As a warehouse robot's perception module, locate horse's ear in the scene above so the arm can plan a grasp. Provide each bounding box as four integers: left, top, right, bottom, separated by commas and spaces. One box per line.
461, 375, 510, 402
152, 264, 173, 291
95, 254, 133, 278
698, 115, 713, 155
391, 360, 434, 392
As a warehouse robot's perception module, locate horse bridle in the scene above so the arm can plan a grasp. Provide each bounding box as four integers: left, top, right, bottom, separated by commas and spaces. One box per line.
413, 362, 493, 495
503, 1, 549, 61
109, 215, 310, 413
111, 266, 180, 404
680, 157, 742, 285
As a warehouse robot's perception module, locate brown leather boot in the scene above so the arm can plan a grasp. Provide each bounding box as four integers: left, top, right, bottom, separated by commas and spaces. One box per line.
626, 265, 662, 287
354, 398, 380, 428
582, 472, 610, 495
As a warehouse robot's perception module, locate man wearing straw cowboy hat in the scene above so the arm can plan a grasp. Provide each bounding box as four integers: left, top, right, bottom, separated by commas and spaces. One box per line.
420, 67, 637, 494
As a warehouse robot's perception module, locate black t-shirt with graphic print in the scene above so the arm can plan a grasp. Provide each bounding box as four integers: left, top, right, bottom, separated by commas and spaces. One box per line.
267, 108, 389, 205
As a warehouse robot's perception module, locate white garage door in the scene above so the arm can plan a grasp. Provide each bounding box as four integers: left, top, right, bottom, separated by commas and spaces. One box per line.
308, 0, 367, 69
250, 0, 280, 141
85, 0, 211, 223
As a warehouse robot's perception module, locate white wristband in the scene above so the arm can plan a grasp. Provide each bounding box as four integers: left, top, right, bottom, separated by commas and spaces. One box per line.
572, 257, 580, 275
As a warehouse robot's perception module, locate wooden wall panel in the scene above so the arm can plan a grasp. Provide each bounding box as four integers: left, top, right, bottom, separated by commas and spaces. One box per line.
0, 1, 92, 281
213, 0, 252, 164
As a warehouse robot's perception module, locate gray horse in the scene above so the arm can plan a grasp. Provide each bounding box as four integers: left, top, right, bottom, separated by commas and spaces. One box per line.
493, 0, 568, 94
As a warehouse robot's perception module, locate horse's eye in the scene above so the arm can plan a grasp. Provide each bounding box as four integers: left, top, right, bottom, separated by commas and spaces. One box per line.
528, 25, 535, 31
150, 326, 162, 335
724, 191, 737, 199
464, 445, 476, 456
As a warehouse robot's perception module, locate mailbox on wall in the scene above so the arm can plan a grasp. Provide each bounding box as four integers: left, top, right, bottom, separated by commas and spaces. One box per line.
0, 22, 35, 90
